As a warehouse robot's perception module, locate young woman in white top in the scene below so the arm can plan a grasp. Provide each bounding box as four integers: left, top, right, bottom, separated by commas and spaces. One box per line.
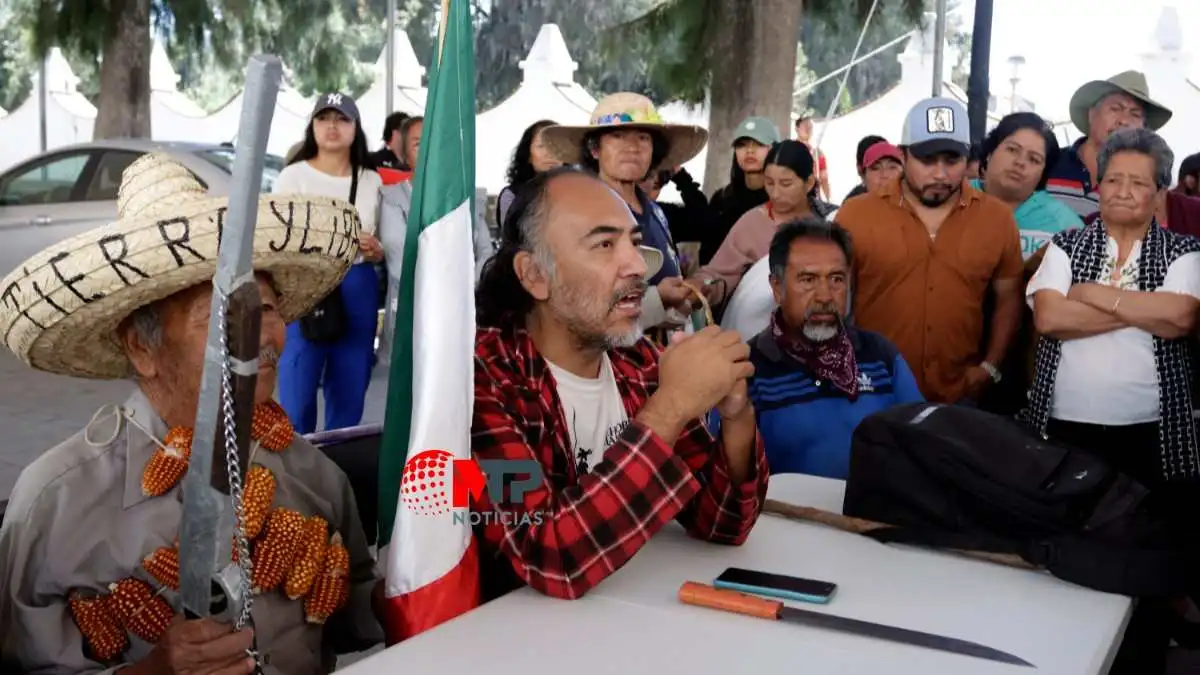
272, 92, 385, 434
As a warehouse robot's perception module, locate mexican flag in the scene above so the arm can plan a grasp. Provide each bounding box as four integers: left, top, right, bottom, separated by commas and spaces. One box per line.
377, 0, 480, 644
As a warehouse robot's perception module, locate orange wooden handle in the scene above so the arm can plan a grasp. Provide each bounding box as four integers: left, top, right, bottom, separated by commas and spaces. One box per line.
678, 581, 783, 619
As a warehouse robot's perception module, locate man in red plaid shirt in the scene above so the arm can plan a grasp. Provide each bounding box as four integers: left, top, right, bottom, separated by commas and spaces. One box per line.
472, 167, 770, 601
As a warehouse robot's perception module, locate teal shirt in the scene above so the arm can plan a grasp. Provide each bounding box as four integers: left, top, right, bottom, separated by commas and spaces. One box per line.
971, 179, 1084, 259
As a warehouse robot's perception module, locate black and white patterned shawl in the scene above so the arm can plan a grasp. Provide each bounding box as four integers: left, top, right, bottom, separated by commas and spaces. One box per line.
1021, 219, 1200, 480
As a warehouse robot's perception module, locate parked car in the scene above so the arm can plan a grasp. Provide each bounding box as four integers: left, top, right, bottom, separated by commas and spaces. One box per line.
0, 139, 285, 278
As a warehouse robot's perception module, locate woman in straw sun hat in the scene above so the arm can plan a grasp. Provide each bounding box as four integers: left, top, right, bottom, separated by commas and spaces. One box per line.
0, 153, 385, 673
540, 92, 708, 335
273, 91, 385, 435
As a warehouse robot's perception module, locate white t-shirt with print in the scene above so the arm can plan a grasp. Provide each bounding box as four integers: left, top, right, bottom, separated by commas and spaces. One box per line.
1026, 240, 1200, 425
545, 354, 630, 474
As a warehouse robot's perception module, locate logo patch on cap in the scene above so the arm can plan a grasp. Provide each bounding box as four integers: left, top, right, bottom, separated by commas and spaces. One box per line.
327, 93, 344, 106
746, 121, 756, 129
926, 107, 955, 134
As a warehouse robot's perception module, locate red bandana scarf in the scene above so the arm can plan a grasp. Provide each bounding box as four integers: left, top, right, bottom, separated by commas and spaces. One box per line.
769, 309, 860, 400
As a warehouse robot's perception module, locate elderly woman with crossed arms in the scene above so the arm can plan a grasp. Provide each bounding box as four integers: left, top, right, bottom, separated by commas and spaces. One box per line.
1022, 127, 1200, 675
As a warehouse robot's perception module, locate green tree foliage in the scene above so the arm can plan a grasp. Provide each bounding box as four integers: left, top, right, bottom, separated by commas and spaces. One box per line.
473, 0, 661, 111
614, 0, 926, 110
798, 0, 927, 115
791, 41, 817, 117
948, 9, 972, 91
8, 0, 392, 113
0, 7, 33, 112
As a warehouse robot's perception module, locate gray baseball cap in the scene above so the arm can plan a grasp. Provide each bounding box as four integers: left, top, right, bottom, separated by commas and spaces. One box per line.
312, 92, 360, 121
731, 116, 782, 147
901, 97, 970, 158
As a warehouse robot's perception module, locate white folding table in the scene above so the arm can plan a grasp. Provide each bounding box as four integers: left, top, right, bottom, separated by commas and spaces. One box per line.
340, 474, 1132, 674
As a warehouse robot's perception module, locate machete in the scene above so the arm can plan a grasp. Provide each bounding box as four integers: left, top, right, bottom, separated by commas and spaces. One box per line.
177, 53, 282, 666
679, 582, 1034, 667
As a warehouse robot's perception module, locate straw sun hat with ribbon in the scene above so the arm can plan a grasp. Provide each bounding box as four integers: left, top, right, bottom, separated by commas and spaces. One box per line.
1069, 70, 1172, 135
541, 92, 708, 170
0, 153, 360, 380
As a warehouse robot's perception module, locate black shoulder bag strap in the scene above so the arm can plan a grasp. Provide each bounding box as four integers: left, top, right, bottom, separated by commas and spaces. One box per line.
349, 165, 360, 206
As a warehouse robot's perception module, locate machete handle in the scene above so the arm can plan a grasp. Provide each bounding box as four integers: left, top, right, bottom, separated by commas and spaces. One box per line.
678, 581, 783, 619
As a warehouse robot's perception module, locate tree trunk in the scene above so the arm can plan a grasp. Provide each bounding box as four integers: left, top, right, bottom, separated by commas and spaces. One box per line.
702, 0, 802, 195
93, 0, 151, 139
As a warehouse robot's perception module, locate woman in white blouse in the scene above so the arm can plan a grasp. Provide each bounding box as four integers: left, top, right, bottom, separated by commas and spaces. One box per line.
272, 92, 385, 434
1024, 126, 1200, 675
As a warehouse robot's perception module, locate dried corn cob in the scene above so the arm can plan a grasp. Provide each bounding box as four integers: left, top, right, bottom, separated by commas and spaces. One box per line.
253, 401, 294, 451
107, 578, 174, 643
141, 427, 191, 496
305, 532, 350, 624
241, 465, 277, 539
285, 516, 329, 599
251, 508, 305, 594
68, 591, 128, 662
142, 545, 180, 590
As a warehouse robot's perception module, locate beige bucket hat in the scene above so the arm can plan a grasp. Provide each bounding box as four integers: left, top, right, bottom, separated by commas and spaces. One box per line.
0, 153, 360, 379
541, 92, 708, 170
1069, 70, 1172, 135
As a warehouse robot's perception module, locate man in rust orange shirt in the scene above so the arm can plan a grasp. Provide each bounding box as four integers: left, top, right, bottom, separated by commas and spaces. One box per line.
835, 97, 1023, 404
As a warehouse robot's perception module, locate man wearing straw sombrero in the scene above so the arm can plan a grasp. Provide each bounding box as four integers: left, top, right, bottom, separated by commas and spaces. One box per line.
1046, 70, 1172, 220
540, 93, 708, 334
0, 155, 382, 673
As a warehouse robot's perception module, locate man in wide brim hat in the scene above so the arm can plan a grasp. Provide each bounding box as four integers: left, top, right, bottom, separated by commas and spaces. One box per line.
1069, 70, 1172, 135
0, 153, 385, 673
1047, 70, 1174, 220
0, 153, 359, 379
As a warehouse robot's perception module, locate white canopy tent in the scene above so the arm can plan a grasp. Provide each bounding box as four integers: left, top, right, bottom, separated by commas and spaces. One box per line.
198, 75, 314, 158
357, 26, 428, 147
149, 41, 211, 142
0, 49, 95, 172
475, 23, 597, 194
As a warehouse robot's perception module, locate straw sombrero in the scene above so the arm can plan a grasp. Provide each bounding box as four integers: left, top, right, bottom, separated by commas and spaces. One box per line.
1069, 70, 1172, 135
541, 93, 708, 170
0, 153, 360, 380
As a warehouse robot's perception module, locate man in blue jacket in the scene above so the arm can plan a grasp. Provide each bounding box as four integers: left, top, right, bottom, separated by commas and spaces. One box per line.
748, 217, 923, 479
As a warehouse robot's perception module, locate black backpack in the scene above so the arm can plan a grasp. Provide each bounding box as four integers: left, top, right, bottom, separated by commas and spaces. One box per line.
844, 402, 1189, 598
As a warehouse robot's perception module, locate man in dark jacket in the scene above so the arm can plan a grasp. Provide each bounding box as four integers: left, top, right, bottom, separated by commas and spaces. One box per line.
367, 111, 411, 171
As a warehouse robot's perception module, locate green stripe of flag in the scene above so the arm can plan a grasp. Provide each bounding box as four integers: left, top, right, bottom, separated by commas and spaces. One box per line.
377, 0, 476, 547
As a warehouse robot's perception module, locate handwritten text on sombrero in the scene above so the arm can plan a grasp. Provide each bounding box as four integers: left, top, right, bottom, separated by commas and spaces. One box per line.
1, 201, 358, 334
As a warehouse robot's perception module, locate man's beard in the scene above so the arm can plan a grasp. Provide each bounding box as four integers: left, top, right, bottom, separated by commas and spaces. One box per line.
551, 275, 647, 351
906, 174, 960, 207
800, 302, 844, 343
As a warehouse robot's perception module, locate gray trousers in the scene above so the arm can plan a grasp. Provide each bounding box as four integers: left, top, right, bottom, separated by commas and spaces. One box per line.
375, 274, 401, 371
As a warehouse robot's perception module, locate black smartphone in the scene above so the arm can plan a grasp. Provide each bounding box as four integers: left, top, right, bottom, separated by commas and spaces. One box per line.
713, 566, 838, 604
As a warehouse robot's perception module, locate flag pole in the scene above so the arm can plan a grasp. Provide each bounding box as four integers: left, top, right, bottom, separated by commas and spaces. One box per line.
386, 0, 397, 116
437, 0, 451, 64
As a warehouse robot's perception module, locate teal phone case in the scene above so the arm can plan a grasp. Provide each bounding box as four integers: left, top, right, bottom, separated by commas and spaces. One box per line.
712, 579, 835, 605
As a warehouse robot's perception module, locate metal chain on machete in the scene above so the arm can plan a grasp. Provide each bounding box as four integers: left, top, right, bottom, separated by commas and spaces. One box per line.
216, 288, 261, 668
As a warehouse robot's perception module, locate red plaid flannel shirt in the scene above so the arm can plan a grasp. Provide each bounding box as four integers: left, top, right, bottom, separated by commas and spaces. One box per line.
472, 323, 769, 600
